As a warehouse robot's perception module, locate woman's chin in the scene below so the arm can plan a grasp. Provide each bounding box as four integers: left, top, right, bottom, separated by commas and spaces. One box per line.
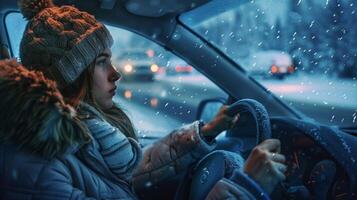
98, 100, 114, 110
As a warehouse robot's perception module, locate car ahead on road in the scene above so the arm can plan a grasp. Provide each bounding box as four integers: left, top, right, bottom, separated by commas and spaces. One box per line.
0, 0, 356, 200
165, 57, 193, 76
114, 49, 159, 81
240, 50, 295, 79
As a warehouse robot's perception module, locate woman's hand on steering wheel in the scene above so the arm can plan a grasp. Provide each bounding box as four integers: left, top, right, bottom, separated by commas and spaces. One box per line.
206, 178, 255, 200
243, 139, 287, 194
201, 105, 239, 139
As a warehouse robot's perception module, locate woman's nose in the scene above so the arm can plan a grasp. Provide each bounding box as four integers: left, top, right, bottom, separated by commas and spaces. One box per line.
109, 65, 121, 82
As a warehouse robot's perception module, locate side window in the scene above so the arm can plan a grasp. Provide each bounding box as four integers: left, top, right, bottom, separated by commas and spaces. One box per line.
4, 12, 228, 138
5, 12, 27, 59
106, 25, 228, 137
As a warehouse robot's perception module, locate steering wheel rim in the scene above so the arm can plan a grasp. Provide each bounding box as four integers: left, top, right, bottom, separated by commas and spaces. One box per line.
226, 99, 272, 144
174, 99, 272, 200
186, 151, 270, 200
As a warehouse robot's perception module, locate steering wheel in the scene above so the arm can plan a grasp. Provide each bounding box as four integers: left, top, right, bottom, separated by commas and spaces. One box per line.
187, 151, 270, 200
225, 98, 272, 144
175, 99, 272, 200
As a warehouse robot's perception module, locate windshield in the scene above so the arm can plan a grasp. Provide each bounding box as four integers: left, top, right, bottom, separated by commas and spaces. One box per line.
180, 0, 357, 127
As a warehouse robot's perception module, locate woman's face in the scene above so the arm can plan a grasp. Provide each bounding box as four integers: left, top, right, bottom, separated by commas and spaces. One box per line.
92, 48, 121, 109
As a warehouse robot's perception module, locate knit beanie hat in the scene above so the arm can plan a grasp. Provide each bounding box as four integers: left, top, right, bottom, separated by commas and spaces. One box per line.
0, 59, 91, 158
18, 0, 113, 88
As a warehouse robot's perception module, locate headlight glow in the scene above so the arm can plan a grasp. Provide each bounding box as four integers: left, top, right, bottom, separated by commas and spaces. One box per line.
151, 64, 159, 72
124, 64, 133, 73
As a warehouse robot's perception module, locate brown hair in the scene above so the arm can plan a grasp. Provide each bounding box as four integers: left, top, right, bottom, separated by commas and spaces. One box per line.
61, 62, 137, 140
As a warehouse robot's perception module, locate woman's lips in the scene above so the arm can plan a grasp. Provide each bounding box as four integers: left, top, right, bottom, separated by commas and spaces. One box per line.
109, 86, 117, 96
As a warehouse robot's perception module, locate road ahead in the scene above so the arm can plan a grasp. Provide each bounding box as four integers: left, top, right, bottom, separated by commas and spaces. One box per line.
259, 75, 357, 126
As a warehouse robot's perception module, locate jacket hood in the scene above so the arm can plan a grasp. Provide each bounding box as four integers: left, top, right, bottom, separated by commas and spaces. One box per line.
0, 59, 91, 159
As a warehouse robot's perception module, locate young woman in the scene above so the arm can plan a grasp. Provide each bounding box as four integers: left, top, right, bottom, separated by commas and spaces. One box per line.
0, 0, 287, 199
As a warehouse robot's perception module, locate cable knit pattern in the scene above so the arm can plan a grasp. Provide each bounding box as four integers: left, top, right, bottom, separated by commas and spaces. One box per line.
19, 2, 113, 87
18, 0, 55, 20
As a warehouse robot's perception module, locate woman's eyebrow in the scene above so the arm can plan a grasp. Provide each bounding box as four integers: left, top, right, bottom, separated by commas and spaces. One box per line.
97, 53, 111, 58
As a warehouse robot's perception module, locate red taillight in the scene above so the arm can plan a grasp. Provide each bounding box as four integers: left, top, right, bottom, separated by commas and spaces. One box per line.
271, 65, 279, 74
187, 66, 193, 72
288, 66, 295, 73
175, 66, 180, 72
175, 65, 192, 72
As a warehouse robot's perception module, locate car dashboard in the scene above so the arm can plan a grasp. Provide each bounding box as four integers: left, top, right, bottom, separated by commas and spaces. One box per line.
269, 117, 356, 200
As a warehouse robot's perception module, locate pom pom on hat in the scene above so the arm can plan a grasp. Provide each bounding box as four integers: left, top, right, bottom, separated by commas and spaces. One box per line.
18, 0, 55, 20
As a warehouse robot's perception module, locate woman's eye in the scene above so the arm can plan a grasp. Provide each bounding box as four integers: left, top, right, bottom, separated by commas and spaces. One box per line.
97, 60, 106, 66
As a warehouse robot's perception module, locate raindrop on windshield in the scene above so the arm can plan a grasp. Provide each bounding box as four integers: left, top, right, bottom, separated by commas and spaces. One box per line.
330, 115, 335, 122
173, 33, 181, 40
145, 181, 152, 188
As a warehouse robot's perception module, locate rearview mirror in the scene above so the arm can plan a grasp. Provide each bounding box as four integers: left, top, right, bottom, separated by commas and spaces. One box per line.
196, 98, 225, 123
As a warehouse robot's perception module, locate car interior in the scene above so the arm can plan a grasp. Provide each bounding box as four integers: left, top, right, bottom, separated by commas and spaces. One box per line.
0, 0, 356, 199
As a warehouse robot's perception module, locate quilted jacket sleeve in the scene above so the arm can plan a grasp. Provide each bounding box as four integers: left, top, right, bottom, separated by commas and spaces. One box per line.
34, 161, 97, 200
0, 158, 97, 200
132, 121, 216, 189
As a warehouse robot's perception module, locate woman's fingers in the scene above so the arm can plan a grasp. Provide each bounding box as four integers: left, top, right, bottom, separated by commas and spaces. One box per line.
207, 105, 240, 132
219, 105, 229, 114
206, 178, 252, 200
263, 161, 286, 182
258, 139, 281, 153
269, 152, 286, 164
231, 114, 239, 127
225, 114, 239, 129
243, 139, 286, 194
270, 162, 287, 181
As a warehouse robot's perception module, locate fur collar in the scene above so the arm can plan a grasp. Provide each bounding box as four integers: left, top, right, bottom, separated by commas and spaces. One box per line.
0, 59, 91, 159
